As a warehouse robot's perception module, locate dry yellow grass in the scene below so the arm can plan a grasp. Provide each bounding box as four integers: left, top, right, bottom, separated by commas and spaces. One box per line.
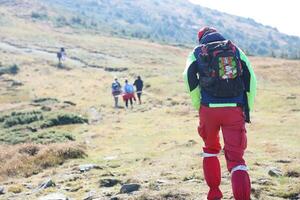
0, 143, 86, 181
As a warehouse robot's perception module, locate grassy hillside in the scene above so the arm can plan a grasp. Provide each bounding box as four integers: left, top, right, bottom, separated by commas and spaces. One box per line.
0, 2, 300, 200
2, 0, 300, 58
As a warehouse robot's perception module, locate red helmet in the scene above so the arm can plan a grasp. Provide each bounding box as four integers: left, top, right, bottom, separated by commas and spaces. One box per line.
198, 26, 217, 41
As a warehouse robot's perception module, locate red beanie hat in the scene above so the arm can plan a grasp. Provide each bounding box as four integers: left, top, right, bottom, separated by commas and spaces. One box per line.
198, 26, 217, 41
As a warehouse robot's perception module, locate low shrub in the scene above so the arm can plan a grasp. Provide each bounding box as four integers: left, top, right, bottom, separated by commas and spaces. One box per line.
31, 12, 48, 20
32, 98, 59, 104
41, 113, 88, 128
2, 111, 43, 128
0, 143, 86, 180
0, 64, 19, 75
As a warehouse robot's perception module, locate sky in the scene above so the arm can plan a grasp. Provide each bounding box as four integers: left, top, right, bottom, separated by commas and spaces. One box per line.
189, 0, 300, 37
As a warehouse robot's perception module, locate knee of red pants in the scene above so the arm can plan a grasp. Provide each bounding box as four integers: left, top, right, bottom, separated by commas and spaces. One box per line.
223, 133, 247, 171
197, 126, 221, 154
223, 127, 247, 171
224, 149, 246, 172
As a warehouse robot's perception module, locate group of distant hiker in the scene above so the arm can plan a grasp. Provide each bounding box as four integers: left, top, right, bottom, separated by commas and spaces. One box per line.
55, 47, 144, 110
111, 76, 144, 109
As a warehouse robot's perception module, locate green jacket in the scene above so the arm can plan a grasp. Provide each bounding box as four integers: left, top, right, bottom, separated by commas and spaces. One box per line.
183, 48, 257, 113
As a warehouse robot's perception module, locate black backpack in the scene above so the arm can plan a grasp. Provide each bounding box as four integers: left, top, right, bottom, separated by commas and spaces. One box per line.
195, 40, 244, 98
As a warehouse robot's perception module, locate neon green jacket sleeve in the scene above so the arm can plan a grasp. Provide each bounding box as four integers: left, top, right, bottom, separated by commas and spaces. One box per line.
183, 51, 201, 110
239, 49, 257, 111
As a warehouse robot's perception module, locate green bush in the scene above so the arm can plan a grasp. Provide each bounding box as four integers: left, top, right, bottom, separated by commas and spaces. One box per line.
0, 64, 19, 75
31, 12, 48, 20
41, 113, 88, 128
55, 16, 68, 27
32, 97, 59, 104
2, 111, 43, 128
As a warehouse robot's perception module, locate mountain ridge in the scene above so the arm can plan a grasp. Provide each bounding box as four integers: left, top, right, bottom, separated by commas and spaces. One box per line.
1, 0, 300, 58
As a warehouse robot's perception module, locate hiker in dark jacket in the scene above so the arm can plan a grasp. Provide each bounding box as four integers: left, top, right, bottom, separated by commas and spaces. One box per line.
133, 76, 144, 104
111, 77, 122, 108
183, 27, 257, 200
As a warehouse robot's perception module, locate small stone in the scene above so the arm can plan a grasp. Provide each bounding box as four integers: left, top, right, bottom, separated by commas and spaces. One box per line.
185, 139, 197, 147
0, 186, 5, 195
65, 175, 81, 182
41, 106, 52, 111
37, 179, 55, 190
65, 185, 82, 192
254, 178, 274, 186
99, 179, 121, 187
38, 193, 69, 200
120, 183, 141, 193
11, 81, 23, 87
156, 179, 168, 184
79, 164, 102, 172
251, 186, 262, 199
285, 170, 300, 178
83, 191, 96, 200
23, 183, 34, 189
103, 156, 118, 161
268, 167, 283, 177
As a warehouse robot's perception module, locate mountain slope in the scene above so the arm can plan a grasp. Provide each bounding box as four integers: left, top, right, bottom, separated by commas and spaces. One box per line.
4, 0, 299, 58
1, 0, 300, 199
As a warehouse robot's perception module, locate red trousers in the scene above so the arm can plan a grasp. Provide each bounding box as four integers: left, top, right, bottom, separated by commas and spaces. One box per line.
198, 105, 250, 200
122, 93, 136, 101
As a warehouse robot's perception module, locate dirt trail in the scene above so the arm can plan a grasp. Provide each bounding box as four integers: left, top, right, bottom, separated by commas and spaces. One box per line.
0, 41, 91, 68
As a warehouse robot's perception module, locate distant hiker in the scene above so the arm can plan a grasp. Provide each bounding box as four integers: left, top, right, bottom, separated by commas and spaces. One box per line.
111, 77, 122, 108
133, 76, 144, 104
123, 79, 135, 109
183, 27, 257, 200
57, 47, 66, 67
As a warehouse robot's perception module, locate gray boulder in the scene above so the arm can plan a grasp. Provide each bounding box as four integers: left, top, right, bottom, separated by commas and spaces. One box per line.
268, 167, 283, 177
79, 164, 102, 172
37, 179, 56, 190
120, 183, 141, 193
0, 186, 5, 195
99, 179, 121, 187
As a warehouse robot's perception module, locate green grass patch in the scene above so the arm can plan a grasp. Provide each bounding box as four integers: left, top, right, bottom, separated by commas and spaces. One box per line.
0, 129, 75, 145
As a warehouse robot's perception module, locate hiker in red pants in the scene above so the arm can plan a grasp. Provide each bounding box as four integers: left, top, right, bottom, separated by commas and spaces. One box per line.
183, 27, 257, 200
122, 79, 136, 109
